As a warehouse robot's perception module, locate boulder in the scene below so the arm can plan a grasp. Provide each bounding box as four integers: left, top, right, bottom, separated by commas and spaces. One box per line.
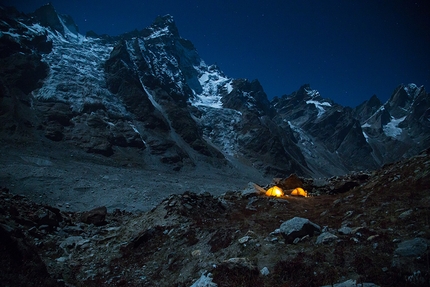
80, 206, 107, 226
212, 257, 263, 286
241, 182, 266, 197
0, 224, 59, 286
279, 217, 321, 244
35, 207, 60, 228
316, 232, 338, 244
260, 266, 270, 276
338, 226, 352, 235
190, 273, 217, 287
277, 173, 304, 190
394, 238, 428, 257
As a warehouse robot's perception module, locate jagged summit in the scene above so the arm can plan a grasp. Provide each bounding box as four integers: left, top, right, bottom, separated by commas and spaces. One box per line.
32, 3, 79, 37
148, 14, 180, 38
0, 3, 429, 178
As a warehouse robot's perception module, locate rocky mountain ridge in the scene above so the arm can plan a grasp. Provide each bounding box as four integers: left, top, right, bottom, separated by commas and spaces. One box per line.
0, 3, 429, 179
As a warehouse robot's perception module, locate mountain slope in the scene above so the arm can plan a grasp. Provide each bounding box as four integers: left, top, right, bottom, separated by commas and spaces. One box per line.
0, 4, 429, 178
357, 83, 430, 165
272, 85, 378, 176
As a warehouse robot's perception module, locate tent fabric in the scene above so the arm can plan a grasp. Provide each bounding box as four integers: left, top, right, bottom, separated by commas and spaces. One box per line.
265, 186, 284, 197
291, 187, 308, 197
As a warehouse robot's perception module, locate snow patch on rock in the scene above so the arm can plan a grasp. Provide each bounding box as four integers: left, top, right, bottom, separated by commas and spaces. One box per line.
306, 100, 332, 118
383, 116, 406, 138
191, 65, 231, 109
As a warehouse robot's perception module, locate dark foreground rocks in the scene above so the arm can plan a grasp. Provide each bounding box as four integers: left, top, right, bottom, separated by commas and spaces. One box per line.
0, 149, 430, 286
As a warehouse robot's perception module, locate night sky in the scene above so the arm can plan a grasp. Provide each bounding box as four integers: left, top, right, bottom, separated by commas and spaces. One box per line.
3, 0, 430, 107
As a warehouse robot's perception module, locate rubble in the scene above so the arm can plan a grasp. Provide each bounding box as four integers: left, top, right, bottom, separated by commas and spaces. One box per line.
279, 217, 321, 244
0, 150, 430, 286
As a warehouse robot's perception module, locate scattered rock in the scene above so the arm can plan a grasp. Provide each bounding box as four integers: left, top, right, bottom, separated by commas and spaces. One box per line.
222, 257, 255, 270
0, 135, 429, 286
35, 207, 61, 228
80, 206, 107, 226
191, 250, 201, 257
190, 273, 217, 287
316, 232, 338, 244
279, 217, 321, 244
398, 209, 413, 219
260, 266, 270, 276
275, 173, 304, 190
0, 224, 59, 286
213, 257, 263, 286
367, 235, 379, 241
394, 237, 428, 257
338, 226, 352, 235
241, 182, 266, 197
59, 236, 88, 250
238, 235, 251, 244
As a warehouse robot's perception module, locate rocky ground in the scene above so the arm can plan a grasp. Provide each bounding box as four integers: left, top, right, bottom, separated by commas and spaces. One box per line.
0, 139, 267, 212
1, 142, 429, 286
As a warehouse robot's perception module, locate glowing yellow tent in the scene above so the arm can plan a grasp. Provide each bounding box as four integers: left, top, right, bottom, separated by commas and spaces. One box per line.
265, 186, 284, 197
290, 187, 308, 197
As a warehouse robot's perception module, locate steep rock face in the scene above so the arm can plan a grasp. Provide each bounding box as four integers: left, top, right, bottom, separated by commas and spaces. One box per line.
32, 3, 79, 37
105, 15, 225, 161
220, 79, 309, 176
272, 85, 378, 176
358, 84, 430, 165
101, 14, 309, 176
1, 4, 429, 177
354, 94, 382, 123
0, 7, 50, 140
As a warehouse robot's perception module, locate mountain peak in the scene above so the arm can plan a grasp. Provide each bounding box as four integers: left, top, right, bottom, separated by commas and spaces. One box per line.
403, 83, 422, 98
149, 14, 179, 38
32, 3, 79, 36
33, 3, 62, 32
368, 94, 381, 105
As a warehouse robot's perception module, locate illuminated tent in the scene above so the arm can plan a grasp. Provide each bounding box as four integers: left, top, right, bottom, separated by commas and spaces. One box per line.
265, 186, 284, 197
290, 187, 308, 197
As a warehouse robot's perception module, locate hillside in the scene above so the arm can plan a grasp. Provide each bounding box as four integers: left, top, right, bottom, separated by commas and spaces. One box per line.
1, 148, 429, 286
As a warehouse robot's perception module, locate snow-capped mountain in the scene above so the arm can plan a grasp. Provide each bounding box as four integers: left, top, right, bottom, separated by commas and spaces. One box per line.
355, 83, 430, 165
1, 4, 429, 178
272, 85, 377, 176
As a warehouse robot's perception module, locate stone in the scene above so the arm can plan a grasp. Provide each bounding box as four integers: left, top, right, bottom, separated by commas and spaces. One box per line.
241, 182, 265, 197
36, 208, 60, 228
394, 238, 428, 257
238, 236, 250, 244
316, 232, 338, 244
55, 256, 69, 263
80, 206, 107, 226
367, 235, 379, 241
59, 236, 84, 249
190, 273, 217, 287
260, 267, 269, 276
223, 257, 255, 270
277, 173, 304, 190
191, 250, 201, 257
398, 209, 413, 219
279, 217, 321, 244
338, 226, 352, 235
0, 224, 58, 286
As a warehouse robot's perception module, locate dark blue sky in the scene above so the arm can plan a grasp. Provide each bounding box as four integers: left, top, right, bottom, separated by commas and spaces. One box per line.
3, 0, 429, 107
